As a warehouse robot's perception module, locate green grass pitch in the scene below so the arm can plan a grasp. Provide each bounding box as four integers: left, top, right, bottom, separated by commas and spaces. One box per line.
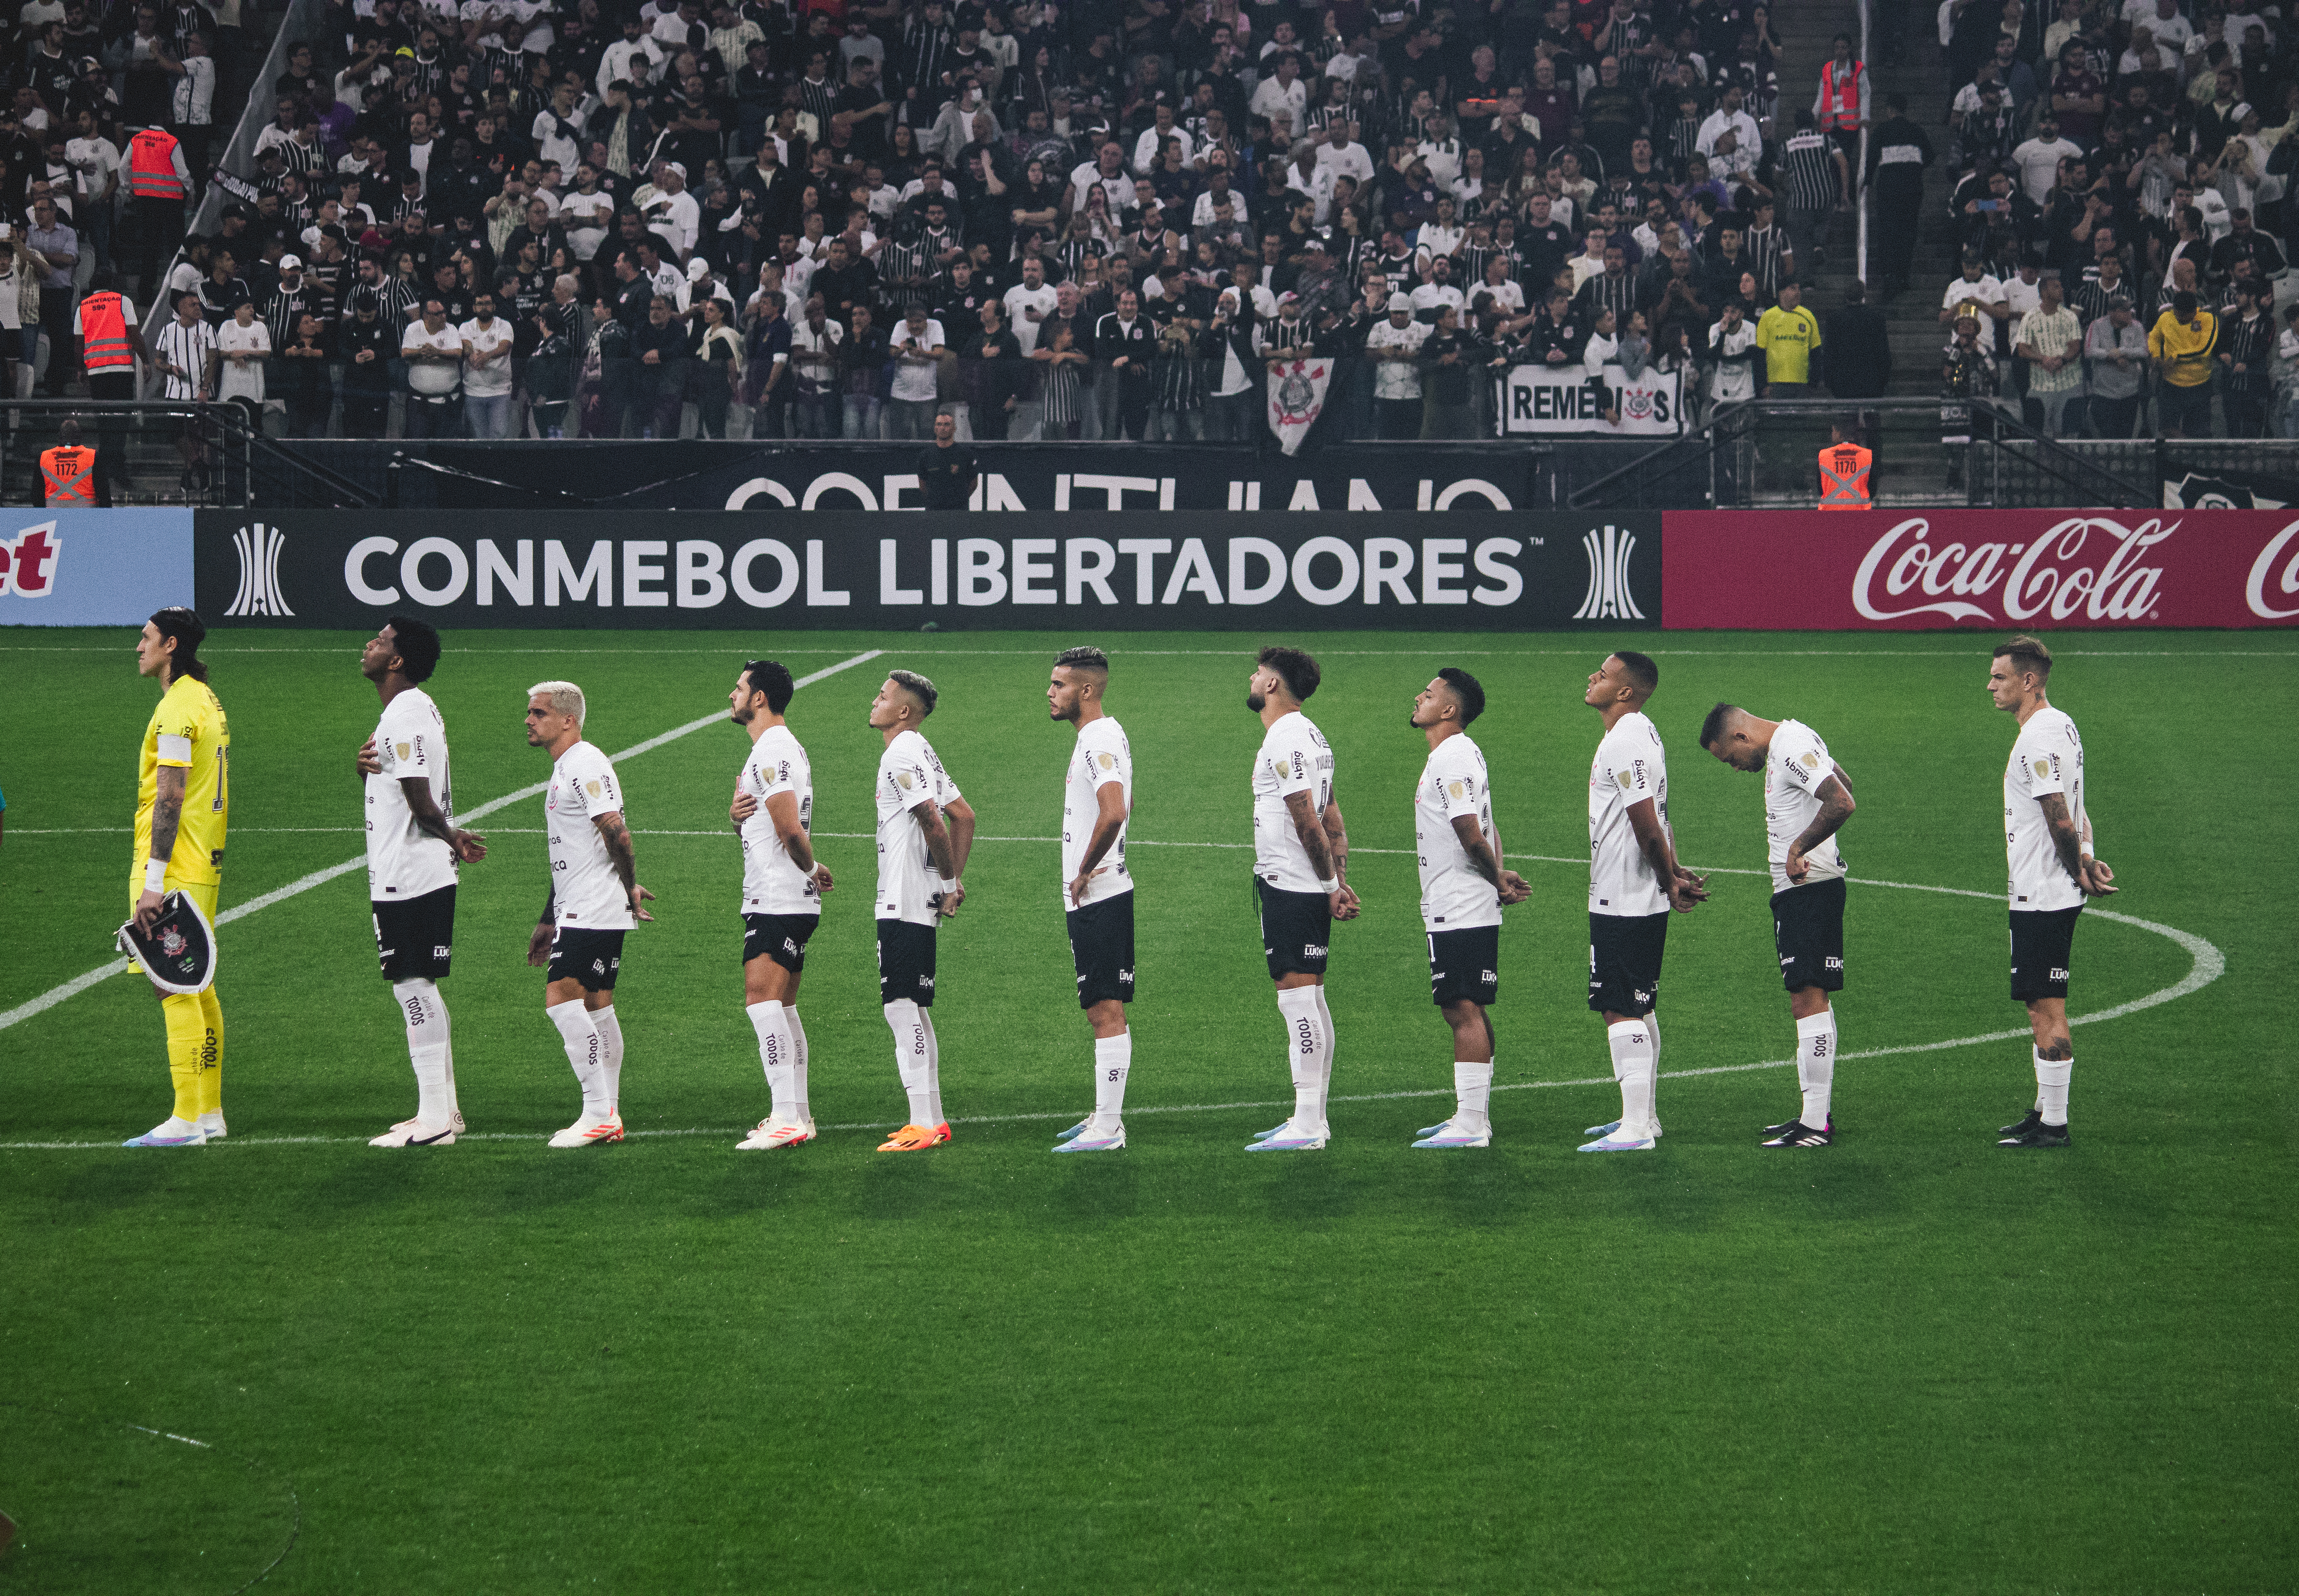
0, 624, 2292, 1594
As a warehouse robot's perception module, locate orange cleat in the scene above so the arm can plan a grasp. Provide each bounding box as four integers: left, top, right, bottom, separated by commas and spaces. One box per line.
875, 1121, 952, 1152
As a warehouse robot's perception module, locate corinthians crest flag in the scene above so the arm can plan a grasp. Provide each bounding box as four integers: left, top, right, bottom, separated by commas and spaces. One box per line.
1267, 357, 1333, 457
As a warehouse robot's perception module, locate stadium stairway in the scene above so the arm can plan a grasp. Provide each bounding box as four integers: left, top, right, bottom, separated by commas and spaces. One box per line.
1757, 0, 1965, 502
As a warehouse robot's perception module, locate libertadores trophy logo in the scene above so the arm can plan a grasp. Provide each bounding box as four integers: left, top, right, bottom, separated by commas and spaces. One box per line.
225, 521, 296, 618
1573, 522, 1645, 620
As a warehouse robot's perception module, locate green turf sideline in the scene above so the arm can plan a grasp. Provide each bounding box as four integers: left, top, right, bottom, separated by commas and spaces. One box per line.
0, 648, 885, 1034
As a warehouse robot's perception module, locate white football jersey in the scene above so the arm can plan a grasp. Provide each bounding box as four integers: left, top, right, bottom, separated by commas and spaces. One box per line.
1588, 711, 1671, 917
875, 728, 963, 926
1250, 710, 1335, 893
1414, 732, 1502, 932
545, 739, 633, 928
1764, 718, 1848, 895
737, 723, 818, 917
2005, 706, 2089, 912
1061, 715, 1133, 907
365, 687, 457, 901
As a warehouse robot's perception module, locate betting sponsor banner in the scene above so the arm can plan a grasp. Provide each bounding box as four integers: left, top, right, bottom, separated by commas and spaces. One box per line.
0, 509, 194, 626
195, 511, 1663, 632
1663, 510, 2299, 629
1496, 363, 1687, 437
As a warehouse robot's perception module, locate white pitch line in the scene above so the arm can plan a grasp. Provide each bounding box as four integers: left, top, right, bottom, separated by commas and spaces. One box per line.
8, 646, 2295, 659
0, 650, 886, 1033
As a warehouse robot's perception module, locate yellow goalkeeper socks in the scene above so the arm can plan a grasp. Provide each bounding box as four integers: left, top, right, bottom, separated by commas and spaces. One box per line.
162, 992, 206, 1123
195, 985, 224, 1116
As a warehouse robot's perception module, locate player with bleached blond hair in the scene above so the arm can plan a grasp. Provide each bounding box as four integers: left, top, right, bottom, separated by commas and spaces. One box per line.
524, 679, 654, 1148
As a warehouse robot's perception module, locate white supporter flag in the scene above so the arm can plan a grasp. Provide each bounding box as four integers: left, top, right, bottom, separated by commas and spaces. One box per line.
1266, 356, 1333, 457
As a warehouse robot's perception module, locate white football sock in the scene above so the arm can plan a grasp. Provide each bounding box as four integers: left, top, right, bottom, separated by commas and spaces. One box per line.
787, 1006, 811, 1124
920, 1009, 945, 1126
748, 999, 795, 1122
1275, 987, 1328, 1130
1646, 1014, 1663, 1132
1093, 1030, 1132, 1128
1796, 1008, 1837, 1128
393, 978, 452, 1127
1313, 984, 1338, 1104
591, 1005, 624, 1113
547, 1001, 606, 1117
885, 1001, 933, 1125
2035, 1049, 2072, 1126
1608, 1019, 1657, 1140
1454, 1060, 1493, 1128
441, 1036, 460, 1120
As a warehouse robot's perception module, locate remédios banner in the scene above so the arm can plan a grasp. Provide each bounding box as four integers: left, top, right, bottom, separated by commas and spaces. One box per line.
195, 512, 1662, 632
1495, 363, 1687, 437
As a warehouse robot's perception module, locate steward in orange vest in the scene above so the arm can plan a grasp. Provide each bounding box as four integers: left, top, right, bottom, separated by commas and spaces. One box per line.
39, 422, 107, 506
1817, 422, 1873, 509
1818, 40, 1866, 149
126, 126, 188, 200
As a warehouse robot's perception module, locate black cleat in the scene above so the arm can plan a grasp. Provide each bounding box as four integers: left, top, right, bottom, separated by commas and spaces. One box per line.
1998, 1122, 2070, 1148
1761, 1120, 1833, 1148
2000, 1108, 2044, 1137
1763, 1116, 1833, 1138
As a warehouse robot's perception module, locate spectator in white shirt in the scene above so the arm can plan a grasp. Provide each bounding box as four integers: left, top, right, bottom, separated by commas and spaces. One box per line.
1248, 53, 1308, 128
1696, 85, 1763, 161
215, 298, 269, 416
886, 302, 947, 438
642, 160, 701, 259
1316, 119, 1374, 186
460, 289, 516, 438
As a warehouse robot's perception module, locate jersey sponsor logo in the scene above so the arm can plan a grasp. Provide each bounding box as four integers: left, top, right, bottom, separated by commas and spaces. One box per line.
1853, 515, 2175, 623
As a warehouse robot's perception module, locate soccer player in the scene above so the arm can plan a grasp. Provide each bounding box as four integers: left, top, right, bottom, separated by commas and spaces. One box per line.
726, 659, 833, 1150
1699, 703, 1857, 1147
869, 670, 976, 1152
1047, 647, 1136, 1153
1989, 635, 2115, 1149
523, 680, 655, 1148
122, 608, 230, 1148
1244, 646, 1359, 1153
357, 617, 488, 1148
1580, 651, 1706, 1153
1407, 670, 1530, 1150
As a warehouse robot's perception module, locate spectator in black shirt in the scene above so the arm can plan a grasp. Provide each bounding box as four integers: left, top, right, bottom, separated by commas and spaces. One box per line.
962, 296, 1023, 438
1418, 305, 1480, 437
2211, 209, 2287, 286
278, 311, 334, 437
634, 294, 689, 436
915, 409, 975, 507
833, 56, 894, 164
338, 297, 395, 437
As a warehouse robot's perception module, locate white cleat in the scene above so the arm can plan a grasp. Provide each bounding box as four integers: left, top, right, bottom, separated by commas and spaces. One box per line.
736, 1117, 816, 1150
122, 1117, 207, 1148
197, 1111, 227, 1140
1412, 1119, 1492, 1149
1578, 1130, 1658, 1152
1584, 1118, 1663, 1138
1053, 1121, 1125, 1151
1245, 1120, 1328, 1151
549, 1112, 624, 1148
370, 1119, 456, 1147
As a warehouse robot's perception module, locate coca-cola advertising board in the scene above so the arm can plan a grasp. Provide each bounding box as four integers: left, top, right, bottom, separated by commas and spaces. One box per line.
1663, 511, 2299, 629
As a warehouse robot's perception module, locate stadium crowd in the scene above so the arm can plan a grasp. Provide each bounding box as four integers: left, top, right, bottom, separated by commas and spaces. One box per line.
1932, 0, 2299, 439
0, 0, 1895, 448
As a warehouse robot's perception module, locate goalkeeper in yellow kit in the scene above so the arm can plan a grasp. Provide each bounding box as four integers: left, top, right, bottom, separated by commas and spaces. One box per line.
122, 608, 231, 1147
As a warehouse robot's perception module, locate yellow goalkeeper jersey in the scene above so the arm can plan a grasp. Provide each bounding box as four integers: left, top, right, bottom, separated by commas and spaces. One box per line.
134, 673, 230, 888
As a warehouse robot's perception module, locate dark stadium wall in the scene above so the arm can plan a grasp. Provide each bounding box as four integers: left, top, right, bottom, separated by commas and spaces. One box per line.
191, 512, 1663, 632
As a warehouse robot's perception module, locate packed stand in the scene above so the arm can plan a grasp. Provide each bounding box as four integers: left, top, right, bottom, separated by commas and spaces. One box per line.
9, 0, 1890, 451
1935, 0, 2299, 440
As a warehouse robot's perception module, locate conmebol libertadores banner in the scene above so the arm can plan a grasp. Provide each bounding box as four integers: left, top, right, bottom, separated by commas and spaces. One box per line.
1663, 511, 2299, 628
195, 512, 1663, 632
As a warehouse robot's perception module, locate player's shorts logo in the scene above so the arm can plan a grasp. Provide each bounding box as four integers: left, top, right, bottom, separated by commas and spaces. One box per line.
1304, 942, 1327, 958
2050, 966, 2069, 982
433, 944, 451, 959
1824, 955, 1843, 970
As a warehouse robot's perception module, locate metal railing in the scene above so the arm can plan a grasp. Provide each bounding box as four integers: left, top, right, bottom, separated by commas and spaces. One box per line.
1566, 397, 2159, 510
0, 399, 380, 508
